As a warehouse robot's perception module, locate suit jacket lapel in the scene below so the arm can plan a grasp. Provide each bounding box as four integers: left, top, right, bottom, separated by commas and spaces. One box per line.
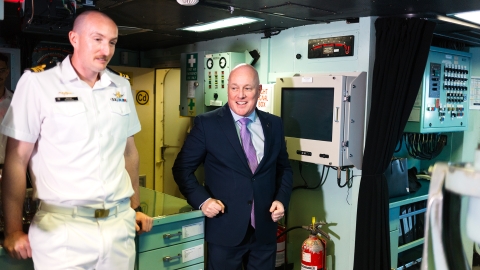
256, 109, 272, 173
216, 105, 251, 173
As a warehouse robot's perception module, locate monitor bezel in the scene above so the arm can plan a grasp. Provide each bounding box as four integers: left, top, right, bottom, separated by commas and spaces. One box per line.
273, 75, 346, 166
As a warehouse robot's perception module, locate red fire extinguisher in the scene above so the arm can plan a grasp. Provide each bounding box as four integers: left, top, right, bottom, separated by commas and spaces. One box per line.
276, 224, 287, 267
301, 217, 329, 270
301, 233, 325, 270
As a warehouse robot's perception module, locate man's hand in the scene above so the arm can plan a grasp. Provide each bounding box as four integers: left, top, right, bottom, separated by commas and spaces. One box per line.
135, 212, 153, 234
201, 198, 225, 218
3, 230, 32, 259
269, 200, 285, 222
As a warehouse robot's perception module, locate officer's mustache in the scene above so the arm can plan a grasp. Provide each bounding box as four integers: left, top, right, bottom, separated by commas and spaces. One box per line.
96, 56, 109, 61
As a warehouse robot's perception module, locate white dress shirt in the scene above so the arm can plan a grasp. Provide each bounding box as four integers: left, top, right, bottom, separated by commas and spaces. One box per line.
0, 56, 141, 208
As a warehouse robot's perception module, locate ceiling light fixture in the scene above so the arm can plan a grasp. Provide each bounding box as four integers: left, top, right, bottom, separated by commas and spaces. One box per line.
177, 0, 199, 6
452, 10, 480, 25
437, 14, 480, 30
178, 16, 264, 32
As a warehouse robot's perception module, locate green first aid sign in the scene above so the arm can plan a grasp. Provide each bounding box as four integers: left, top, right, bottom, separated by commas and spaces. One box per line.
186, 53, 197, 81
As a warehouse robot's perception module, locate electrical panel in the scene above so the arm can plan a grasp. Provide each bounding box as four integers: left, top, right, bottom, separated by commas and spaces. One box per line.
180, 52, 209, 117
180, 51, 251, 117
405, 46, 471, 133
204, 52, 247, 107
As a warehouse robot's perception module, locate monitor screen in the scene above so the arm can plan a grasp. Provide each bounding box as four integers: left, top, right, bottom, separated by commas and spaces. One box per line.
281, 87, 334, 142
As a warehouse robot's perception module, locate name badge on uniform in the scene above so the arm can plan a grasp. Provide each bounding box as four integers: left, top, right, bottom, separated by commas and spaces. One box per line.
55, 97, 79, 102
111, 91, 127, 102
56, 91, 78, 102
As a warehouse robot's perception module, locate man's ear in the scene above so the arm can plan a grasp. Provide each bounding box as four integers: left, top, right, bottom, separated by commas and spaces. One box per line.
68, 31, 77, 48
257, 84, 262, 97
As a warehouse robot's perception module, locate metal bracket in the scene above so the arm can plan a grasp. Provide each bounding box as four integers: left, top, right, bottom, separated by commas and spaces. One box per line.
158, 144, 180, 164
163, 231, 182, 239
163, 254, 182, 262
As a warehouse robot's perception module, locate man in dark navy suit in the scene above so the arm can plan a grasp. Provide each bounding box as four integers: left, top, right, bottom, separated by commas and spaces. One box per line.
173, 64, 293, 270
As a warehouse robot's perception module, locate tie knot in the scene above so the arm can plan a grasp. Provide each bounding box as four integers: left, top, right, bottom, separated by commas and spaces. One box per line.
239, 117, 251, 126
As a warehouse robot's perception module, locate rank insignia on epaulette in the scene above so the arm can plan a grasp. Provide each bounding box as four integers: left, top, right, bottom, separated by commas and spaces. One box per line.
118, 72, 130, 80
29, 64, 47, 73
107, 66, 130, 80
27, 61, 57, 73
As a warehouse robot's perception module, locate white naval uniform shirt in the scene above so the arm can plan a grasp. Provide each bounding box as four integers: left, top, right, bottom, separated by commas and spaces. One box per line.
0, 56, 141, 209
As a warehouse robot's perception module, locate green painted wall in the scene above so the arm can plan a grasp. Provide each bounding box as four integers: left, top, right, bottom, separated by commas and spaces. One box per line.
147, 17, 376, 270
146, 16, 480, 270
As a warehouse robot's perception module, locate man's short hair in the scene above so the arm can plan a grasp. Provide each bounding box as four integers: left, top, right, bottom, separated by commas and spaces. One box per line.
73, 10, 116, 32
0, 53, 8, 66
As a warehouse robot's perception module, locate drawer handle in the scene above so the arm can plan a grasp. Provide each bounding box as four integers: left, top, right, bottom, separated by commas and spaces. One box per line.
163, 231, 182, 239
163, 254, 182, 262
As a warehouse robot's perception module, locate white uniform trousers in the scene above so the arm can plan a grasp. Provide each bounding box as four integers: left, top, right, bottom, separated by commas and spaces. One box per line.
29, 206, 136, 270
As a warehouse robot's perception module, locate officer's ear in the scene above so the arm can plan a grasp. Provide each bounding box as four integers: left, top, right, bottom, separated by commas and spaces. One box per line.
69, 31, 78, 49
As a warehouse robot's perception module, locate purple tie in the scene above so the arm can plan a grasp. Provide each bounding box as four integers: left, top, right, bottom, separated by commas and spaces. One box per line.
239, 117, 257, 228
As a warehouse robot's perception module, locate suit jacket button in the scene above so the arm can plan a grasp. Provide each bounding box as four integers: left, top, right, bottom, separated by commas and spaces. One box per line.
252, 178, 255, 181
248, 200, 252, 205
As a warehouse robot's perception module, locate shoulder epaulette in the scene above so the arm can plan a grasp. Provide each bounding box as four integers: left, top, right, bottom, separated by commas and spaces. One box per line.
26, 61, 57, 73
106, 66, 130, 80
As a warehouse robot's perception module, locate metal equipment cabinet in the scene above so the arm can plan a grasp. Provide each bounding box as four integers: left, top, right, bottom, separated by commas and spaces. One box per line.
389, 179, 430, 270
135, 187, 205, 270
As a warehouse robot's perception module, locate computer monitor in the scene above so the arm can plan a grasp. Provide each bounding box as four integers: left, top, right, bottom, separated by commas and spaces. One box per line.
273, 72, 367, 169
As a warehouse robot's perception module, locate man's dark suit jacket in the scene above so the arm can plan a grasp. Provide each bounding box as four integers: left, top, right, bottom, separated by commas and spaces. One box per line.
172, 104, 293, 247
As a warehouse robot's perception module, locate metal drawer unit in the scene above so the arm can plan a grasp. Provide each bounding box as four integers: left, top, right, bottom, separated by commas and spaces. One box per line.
388, 180, 430, 270
136, 187, 205, 270
139, 238, 204, 270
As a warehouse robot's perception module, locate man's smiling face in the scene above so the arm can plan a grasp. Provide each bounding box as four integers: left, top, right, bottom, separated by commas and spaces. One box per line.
227, 64, 261, 117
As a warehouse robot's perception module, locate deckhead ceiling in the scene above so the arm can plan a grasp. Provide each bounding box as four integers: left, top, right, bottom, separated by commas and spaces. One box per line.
2, 0, 480, 51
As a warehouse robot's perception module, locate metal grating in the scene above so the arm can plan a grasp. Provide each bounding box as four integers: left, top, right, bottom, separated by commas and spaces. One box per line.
260, 2, 336, 18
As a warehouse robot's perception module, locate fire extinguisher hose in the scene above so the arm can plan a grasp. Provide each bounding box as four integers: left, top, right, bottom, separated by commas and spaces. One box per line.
276, 226, 303, 239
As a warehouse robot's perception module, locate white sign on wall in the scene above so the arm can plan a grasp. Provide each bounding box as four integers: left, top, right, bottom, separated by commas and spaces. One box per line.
257, 83, 274, 113
470, 76, 480, 110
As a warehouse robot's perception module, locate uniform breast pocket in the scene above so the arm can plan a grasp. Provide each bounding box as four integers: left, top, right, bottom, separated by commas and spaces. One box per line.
52, 102, 89, 143
108, 101, 131, 137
